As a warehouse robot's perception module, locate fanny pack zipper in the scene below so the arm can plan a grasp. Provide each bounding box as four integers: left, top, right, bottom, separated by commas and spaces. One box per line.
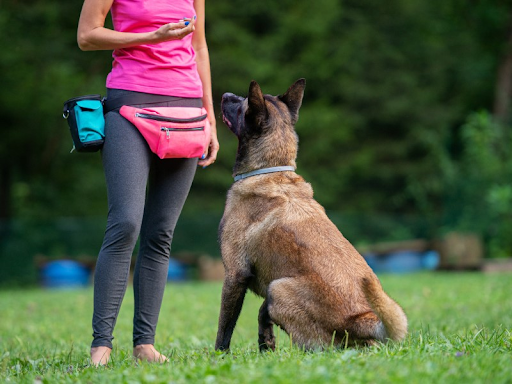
135, 112, 207, 123
161, 126, 204, 138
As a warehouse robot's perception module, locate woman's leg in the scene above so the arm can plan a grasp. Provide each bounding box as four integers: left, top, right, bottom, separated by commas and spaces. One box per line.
91, 90, 202, 363
91, 107, 152, 355
130, 97, 202, 361
132, 156, 197, 357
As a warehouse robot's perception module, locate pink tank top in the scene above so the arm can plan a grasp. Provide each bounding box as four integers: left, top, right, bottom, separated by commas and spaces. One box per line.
106, 0, 203, 98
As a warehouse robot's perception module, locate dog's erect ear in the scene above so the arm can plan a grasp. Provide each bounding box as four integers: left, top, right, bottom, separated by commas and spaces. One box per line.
279, 78, 306, 124
246, 80, 268, 124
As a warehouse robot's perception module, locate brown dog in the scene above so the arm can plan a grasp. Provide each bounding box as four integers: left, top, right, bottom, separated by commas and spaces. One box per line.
215, 79, 407, 351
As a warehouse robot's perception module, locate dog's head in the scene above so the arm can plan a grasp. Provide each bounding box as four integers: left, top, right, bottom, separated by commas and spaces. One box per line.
221, 79, 306, 177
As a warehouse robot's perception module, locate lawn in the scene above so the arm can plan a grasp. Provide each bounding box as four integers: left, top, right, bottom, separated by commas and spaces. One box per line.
0, 273, 511, 383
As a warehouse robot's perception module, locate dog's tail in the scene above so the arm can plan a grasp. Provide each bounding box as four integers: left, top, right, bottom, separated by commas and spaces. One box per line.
362, 277, 408, 342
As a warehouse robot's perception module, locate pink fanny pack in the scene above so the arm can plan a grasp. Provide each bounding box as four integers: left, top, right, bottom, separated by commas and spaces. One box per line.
119, 106, 210, 159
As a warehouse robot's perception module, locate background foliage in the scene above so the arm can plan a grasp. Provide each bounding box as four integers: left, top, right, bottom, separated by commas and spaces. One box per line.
1, 0, 512, 285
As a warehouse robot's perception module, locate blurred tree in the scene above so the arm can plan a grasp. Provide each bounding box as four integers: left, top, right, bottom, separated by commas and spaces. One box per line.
1, 0, 510, 221
0, 0, 111, 284
493, 11, 512, 122
0, 0, 111, 221
207, 0, 510, 222
1, 0, 512, 285
444, 111, 512, 257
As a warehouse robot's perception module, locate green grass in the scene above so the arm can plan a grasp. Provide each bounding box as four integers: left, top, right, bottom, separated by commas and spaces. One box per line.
0, 273, 511, 383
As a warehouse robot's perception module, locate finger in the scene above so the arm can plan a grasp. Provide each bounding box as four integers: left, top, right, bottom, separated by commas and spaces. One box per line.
197, 154, 212, 167
175, 20, 195, 37
170, 25, 194, 39
197, 146, 210, 167
198, 151, 216, 167
183, 15, 196, 29
201, 148, 210, 161
166, 21, 187, 30
198, 144, 219, 168
209, 144, 219, 161
198, 158, 215, 168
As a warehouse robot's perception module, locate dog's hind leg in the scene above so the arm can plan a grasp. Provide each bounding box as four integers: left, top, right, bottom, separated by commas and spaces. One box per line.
258, 299, 275, 352
266, 277, 336, 350
268, 277, 386, 348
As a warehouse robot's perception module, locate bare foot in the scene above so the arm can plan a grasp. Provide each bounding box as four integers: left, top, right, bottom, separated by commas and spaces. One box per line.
133, 344, 169, 363
90, 346, 111, 366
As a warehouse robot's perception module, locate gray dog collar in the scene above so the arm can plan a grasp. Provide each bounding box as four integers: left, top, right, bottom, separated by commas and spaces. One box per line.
233, 166, 296, 182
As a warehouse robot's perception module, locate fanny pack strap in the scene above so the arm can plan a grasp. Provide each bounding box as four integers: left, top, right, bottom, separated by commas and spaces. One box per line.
103, 94, 200, 114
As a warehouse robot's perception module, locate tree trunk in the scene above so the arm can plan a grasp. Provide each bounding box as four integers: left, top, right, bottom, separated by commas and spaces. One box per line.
0, 165, 11, 220
493, 12, 512, 122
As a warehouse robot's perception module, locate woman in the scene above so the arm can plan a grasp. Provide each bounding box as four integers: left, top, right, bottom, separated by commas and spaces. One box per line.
77, 0, 219, 365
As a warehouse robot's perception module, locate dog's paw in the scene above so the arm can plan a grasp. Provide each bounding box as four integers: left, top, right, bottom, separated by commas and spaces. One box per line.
362, 339, 379, 348
258, 337, 276, 352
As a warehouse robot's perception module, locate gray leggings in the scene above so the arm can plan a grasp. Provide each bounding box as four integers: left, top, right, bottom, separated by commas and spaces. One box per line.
92, 89, 201, 349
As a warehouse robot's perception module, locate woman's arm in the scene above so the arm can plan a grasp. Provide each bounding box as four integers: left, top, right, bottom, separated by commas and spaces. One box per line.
193, 0, 219, 167
77, 0, 196, 51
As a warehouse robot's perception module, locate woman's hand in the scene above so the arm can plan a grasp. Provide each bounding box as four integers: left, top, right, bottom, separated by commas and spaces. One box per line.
152, 17, 196, 44
198, 120, 219, 168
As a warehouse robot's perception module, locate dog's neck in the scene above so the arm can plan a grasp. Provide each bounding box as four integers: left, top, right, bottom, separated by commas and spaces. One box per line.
232, 122, 298, 180
233, 166, 296, 182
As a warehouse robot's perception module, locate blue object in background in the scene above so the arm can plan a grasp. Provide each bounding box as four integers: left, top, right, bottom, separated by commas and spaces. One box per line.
385, 250, 423, 273
167, 258, 186, 281
363, 253, 380, 272
41, 260, 90, 288
421, 250, 440, 270
363, 250, 440, 273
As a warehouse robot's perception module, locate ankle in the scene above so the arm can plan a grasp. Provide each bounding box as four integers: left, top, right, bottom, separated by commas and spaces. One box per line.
133, 344, 168, 363
90, 346, 112, 366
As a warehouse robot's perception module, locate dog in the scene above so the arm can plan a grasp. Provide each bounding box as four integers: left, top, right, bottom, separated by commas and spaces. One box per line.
215, 79, 407, 351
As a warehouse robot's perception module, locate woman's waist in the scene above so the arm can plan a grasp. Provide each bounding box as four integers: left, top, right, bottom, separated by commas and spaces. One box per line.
106, 88, 202, 108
